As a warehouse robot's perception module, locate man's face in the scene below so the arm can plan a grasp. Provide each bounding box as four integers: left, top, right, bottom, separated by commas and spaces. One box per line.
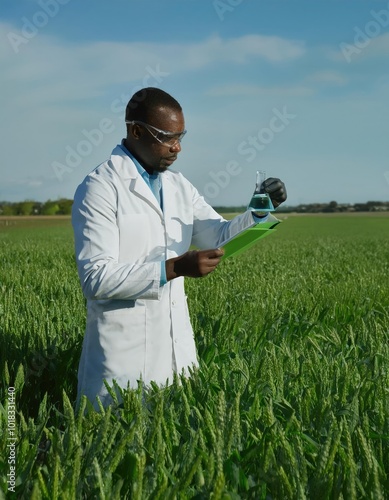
129, 106, 185, 173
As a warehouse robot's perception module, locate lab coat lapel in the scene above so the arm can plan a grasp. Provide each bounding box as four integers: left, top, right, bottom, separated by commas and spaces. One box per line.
160, 172, 178, 222
113, 147, 163, 217
129, 176, 163, 217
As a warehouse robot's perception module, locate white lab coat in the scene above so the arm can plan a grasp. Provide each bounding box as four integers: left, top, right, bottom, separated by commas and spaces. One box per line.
72, 145, 276, 407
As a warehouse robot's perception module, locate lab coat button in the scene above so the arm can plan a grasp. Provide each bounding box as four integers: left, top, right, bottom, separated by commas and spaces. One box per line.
172, 300, 176, 306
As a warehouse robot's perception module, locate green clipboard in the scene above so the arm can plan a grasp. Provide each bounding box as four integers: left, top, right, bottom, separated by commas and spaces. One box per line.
221, 220, 281, 259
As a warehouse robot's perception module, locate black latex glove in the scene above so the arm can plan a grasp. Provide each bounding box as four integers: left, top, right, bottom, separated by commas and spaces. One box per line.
260, 178, 287, 208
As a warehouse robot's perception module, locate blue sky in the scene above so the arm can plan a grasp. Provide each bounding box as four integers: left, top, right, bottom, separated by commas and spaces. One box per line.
1, 0, 389, 206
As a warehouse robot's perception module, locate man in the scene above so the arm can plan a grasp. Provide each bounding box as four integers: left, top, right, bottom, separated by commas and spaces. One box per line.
72, 87, 286, 408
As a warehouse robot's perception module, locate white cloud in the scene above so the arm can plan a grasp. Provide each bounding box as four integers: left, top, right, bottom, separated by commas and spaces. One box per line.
1, 19, 388, 205
202, 34, 306, 64
370, 31, 389, 54
1, 22, 305, 72
307, 71, 347, 86
329, 32, 389, 63
0, 22, 306, 108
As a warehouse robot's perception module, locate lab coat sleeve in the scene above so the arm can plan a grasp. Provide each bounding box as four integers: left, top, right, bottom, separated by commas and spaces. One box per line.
72, 174, 162, 301
190, 183, 278, 249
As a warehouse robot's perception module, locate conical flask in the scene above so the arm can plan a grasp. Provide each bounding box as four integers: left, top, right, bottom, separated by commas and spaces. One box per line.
247, 171, 274, 212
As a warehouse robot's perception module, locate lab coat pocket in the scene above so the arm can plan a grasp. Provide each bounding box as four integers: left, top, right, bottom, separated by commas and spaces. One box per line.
97, 304, 148, 377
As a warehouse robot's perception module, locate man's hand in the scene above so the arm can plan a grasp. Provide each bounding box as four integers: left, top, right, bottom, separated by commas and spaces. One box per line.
166, 248, 224, 280
260, 178, 287, 208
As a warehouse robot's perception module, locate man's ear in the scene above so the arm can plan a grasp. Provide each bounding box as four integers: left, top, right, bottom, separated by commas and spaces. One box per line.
128, 123, 142, 140
133, 123, 142, 139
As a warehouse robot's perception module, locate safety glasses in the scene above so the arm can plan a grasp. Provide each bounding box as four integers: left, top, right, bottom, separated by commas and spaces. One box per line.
125, 120, 187, 147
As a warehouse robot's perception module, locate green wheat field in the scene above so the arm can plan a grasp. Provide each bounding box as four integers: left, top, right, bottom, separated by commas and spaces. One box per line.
0, 214, 388, 499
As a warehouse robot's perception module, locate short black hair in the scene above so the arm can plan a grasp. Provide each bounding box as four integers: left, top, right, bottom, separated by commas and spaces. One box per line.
125, 87, 182, 122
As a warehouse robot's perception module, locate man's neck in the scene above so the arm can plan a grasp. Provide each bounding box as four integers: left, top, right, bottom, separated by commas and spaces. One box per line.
123, 139, 154, 175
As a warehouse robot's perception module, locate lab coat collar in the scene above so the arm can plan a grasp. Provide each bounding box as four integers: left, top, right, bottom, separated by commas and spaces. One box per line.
111, 145, 139, 180
110, 145, 179, 219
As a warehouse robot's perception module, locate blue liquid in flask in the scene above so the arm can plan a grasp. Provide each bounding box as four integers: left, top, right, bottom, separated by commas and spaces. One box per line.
247, 171, 274, 212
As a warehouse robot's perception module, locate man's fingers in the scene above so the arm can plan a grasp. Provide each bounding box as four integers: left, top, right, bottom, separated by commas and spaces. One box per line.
261, 177, 287, 204
199, 248, 224, 259
171, 248, 224, 279
205, 257, 222, 269
197, 248, 224, 275
209, 248, 224, 258
262, 177, 283, 193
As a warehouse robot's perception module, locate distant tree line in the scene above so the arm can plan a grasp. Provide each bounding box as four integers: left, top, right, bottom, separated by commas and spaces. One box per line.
0, 199, 388, 216
278, 200, 389, 213
0, 199, 73, 216
213, 200, 389, 214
